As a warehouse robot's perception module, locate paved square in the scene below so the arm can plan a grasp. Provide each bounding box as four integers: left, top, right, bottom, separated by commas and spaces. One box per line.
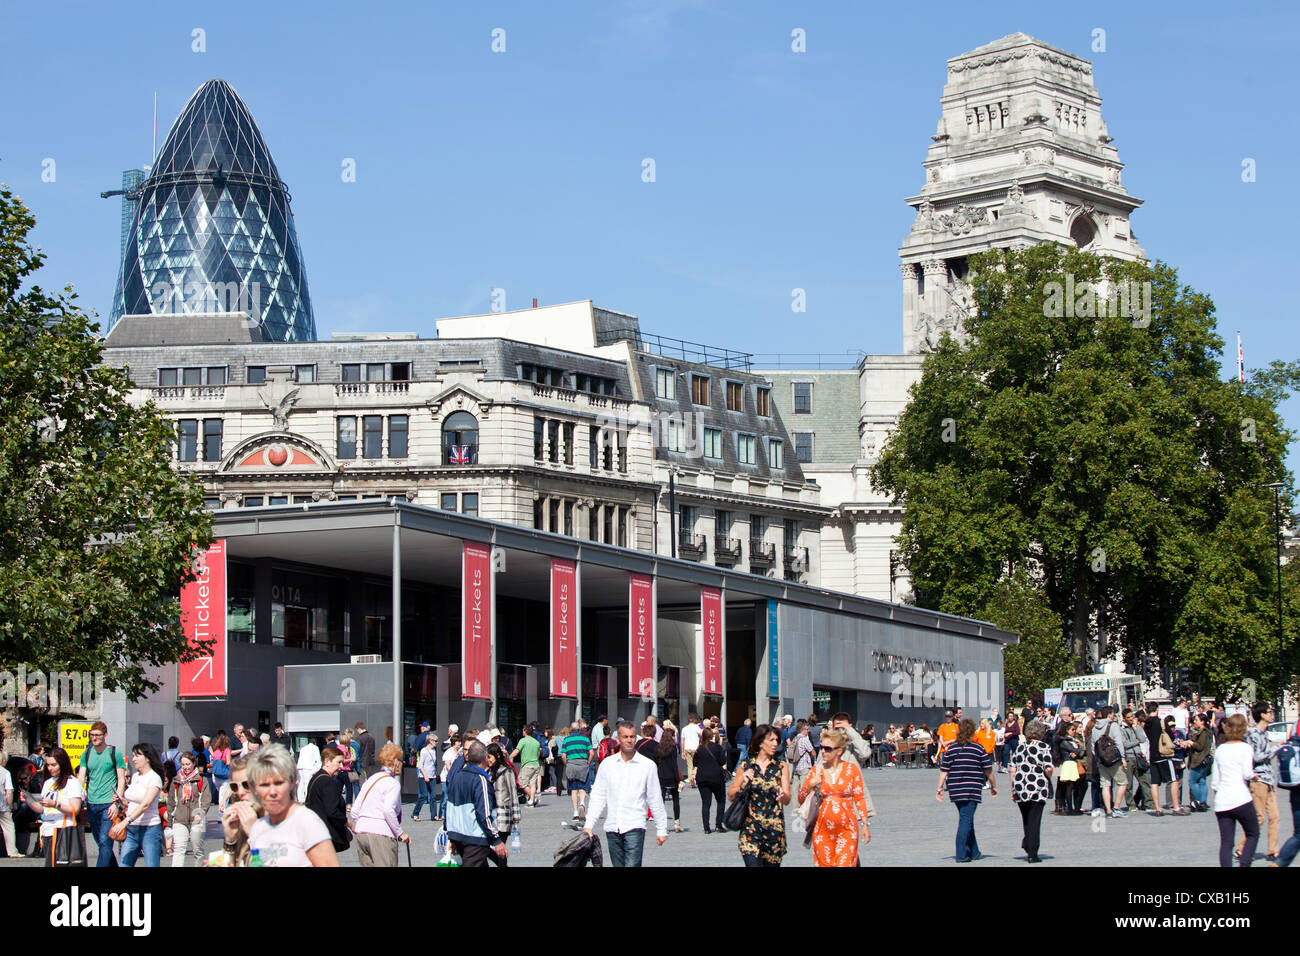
9, 765, 1278, 868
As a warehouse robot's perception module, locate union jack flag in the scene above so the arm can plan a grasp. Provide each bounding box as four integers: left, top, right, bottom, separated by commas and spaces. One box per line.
450, 444, 472, 465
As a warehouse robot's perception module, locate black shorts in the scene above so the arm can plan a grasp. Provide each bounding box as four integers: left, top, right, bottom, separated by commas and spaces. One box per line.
1149, 759, 1175, 784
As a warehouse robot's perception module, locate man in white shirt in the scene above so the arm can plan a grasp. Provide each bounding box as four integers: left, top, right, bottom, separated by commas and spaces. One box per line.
590, 716, 609, 747
295, 737, 322, 802
583, 721, 668, 867
679, 715, 703, 788
1172, 699, 1190, 735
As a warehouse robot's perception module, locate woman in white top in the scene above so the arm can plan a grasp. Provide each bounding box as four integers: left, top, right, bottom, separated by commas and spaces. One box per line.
39, 748, 85, 867
118, 743, 165, 867
246, 744, 339, 867
1210, 713, 1259, 867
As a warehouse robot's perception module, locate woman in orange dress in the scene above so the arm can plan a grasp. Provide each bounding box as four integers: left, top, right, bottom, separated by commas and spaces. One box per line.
798, 727, 870, 867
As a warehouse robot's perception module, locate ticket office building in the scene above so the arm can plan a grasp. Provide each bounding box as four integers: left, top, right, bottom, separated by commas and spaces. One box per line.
108, 500, 1014, 752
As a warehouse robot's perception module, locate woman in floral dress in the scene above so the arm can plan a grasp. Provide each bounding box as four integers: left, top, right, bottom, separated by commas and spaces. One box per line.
798, 727, 870, 867
729, 723, 791, 867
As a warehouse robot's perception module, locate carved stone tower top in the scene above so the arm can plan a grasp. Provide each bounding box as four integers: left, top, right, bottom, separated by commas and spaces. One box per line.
899, 33, 1146, 353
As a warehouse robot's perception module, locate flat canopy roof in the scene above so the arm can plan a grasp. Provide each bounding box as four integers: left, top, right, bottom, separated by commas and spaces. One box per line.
213, 499, 1017, 645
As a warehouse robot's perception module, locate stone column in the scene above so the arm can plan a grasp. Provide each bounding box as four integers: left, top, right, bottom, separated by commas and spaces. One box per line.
900, 262, 919, 349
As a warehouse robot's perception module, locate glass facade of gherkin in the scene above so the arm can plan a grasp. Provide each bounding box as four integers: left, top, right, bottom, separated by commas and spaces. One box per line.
109, 79, 316, 342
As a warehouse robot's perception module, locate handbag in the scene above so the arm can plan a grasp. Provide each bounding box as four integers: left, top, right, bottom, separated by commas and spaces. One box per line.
798, 782, 823, 848
722, 763, 751, 831
108, 817, 129, 842
52, 825, 88, 867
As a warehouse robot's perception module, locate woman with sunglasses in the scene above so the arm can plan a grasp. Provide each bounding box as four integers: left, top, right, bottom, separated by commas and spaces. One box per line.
798, 727, 870, 867
210, 755, 261, 865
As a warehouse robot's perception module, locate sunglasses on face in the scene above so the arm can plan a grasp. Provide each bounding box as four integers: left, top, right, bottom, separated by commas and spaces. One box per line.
230, 781, 251, 791
821, 745, 840, 753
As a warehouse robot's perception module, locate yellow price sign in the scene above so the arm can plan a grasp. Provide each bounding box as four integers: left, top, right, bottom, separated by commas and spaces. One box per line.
58, 721, 94, 771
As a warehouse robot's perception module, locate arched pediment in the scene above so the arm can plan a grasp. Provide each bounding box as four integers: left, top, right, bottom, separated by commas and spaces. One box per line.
426, 385, 493, 421
220, 432, 337, 473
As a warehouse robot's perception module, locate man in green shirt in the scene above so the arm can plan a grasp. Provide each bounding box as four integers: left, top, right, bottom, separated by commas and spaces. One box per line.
75, 720, 127, 867
510, 723, 543, 808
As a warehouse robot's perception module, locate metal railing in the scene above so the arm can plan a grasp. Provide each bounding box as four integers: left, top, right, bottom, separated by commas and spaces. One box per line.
596, 327, 754, 371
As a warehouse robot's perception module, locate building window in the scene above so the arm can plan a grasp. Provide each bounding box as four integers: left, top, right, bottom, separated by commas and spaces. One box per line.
703, 427, 723, 460
793, 382, 812, 414
563, 422, 575, 465
440, 493, 458, 511
768, 438, 784, 470
204, 497, 221, 511
202, 419, 223, 462
737, 433, 756, 465
655, 368, 675, 399
589, 425, 600, 468
442, 411, 479, 465
726, 381, 744, 412
158, 368, 178, 387
293, 364, 316, 383
691, 374, 710, 406
794, 432, 814, 462
547, 420, 560, 463
341, 364, 361, 383
268, 495, 288, 506
535, 418, 545, 461
247, 365, 266, 384
389, 362, 411, 381
337, 417, 357, 459
243, 496, 264, 507
177, 420, 198, 462
365, 363, 386, 383
757, 386, 771, 417
389, 415, 408, 458
665, 418, 684, 453
717, 509, 732, 538
293, 495, 313, 504
162, 366, 226, 386
362, 416, 383, 458
462, 493, 479, 517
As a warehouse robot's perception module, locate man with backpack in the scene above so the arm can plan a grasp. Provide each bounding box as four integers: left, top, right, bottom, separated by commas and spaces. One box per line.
1120, 708, 1154, 813
1238, 703, 1282, 862
76, 720, 127, 867
1091, 706, 1128, 818
161, 736, 183, 776
787, 719, 815, 795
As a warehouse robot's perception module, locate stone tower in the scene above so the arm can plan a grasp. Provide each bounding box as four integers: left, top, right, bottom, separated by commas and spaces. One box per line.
899, 33, 1146, 353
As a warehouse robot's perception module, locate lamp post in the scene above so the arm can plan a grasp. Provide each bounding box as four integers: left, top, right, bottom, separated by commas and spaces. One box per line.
1262, 481, 1285, 716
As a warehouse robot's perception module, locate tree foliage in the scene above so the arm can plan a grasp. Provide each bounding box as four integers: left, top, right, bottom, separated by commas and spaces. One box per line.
986, 570, 1079, 704
872, 244, 1295, 694
0, 186, 213, 700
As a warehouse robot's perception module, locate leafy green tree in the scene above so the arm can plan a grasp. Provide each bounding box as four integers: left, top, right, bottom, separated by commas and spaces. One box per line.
985, 570, 1079, 705
872, 244, 1293, 689
0, 186, 213, 700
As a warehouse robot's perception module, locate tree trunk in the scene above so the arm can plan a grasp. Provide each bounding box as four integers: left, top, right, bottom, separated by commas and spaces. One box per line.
1070, 569, 1090, 673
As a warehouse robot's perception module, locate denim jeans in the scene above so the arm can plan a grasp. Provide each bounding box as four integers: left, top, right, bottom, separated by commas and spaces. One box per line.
120, 823, 163, 867
742, 852, 781, 867
953, 800, 981, 861
1277, 789, 1300, 867
737, 746, 748, 766
86, 802, 118, 868
414, 777, 434, 817
1188, 764, 1210, 806
605, 829, 647, 867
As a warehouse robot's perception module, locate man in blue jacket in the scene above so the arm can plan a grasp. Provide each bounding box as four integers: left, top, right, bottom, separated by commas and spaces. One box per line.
445, 741, 509, 867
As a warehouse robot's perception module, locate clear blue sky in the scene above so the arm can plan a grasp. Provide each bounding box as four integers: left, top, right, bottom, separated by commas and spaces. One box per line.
3, 1, 1297, 451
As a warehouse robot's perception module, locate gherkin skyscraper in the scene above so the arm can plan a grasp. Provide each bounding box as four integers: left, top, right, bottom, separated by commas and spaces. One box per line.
109, 79, 316, 342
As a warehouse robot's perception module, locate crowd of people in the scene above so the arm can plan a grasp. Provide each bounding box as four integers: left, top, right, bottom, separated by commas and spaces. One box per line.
2, 699, 1295, 868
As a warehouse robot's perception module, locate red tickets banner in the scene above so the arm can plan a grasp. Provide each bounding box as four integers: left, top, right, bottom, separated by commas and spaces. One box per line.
550, 559, 578, 698
178, 540, 228, 698
702, 586, 723, 697
628, 574, 654, 698
462, 543, 492, 699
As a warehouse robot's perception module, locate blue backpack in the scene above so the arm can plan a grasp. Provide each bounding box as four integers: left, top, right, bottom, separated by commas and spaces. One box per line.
1276, 740, 1300, 790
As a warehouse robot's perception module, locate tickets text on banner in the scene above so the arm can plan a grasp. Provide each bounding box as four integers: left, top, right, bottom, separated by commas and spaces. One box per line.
628, 574, 654, 698
178, 540, 227, 698
462, 543, 492, 700
702, 586, 723, 696
550, 559, 577, 698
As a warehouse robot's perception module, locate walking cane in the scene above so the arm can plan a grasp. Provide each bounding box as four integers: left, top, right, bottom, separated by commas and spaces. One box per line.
406, 840, 413, 867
